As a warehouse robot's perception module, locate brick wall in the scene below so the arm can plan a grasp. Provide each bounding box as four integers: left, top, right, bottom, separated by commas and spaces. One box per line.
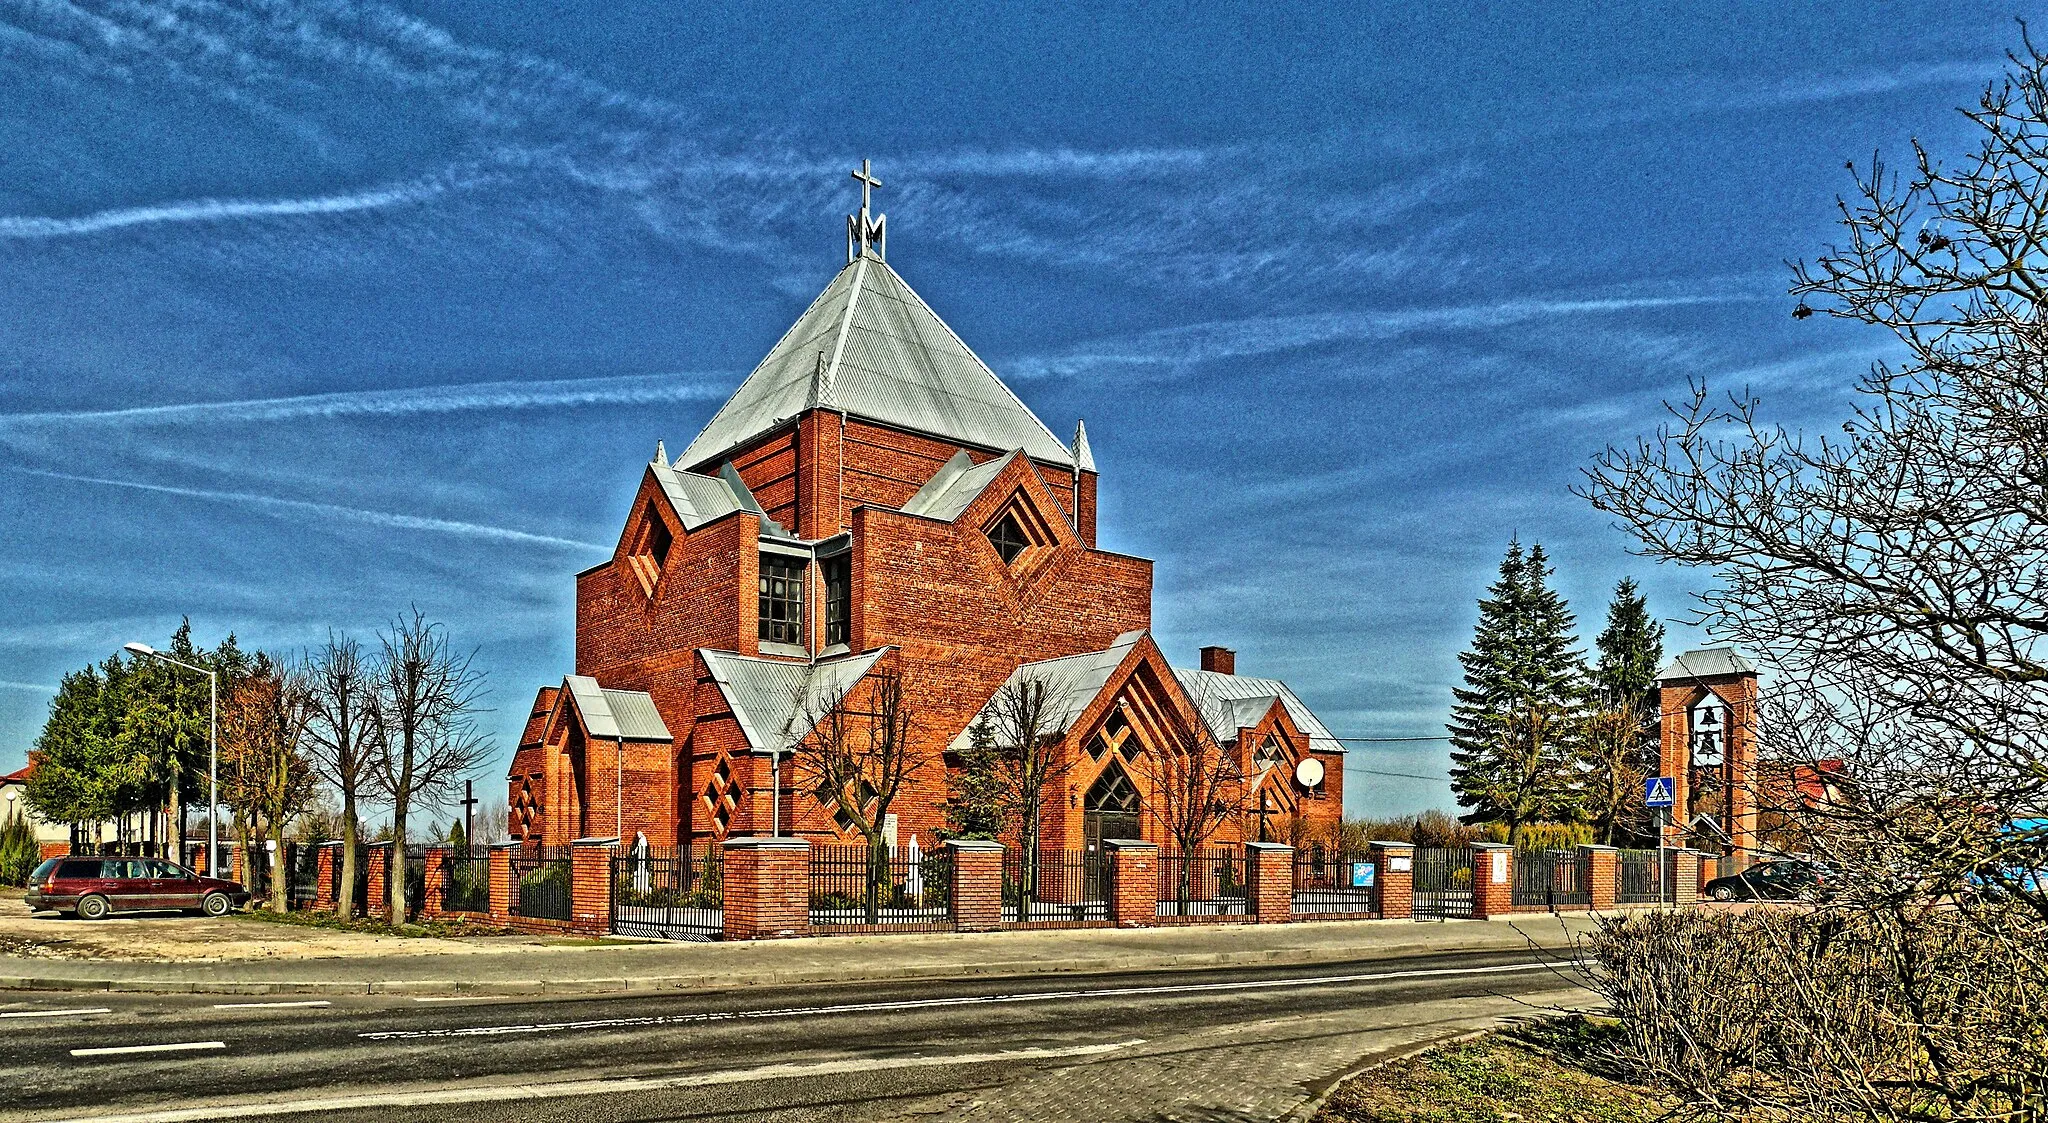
1245, 843, 1293, 923
364, 843, 391, 921
1584, 845, 1618, 911
1106, 839, 1157, 927
1371, 842, 1414, 919
947, 839, 1004, 932
1471, 845, 1514, 919
721, 836, 810, 940
420, 847, 448, 919
569, 838, 616, 936
487, 842, 517, 920
313, 843, 337, 910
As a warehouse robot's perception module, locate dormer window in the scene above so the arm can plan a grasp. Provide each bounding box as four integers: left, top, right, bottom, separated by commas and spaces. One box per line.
987, 512, 1030, 565
628, 504, 673, 596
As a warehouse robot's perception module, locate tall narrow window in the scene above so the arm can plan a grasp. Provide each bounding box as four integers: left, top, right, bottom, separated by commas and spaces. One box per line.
987, 512, 1029, 564
758, 554, 805, 645
822, 555, 851, 647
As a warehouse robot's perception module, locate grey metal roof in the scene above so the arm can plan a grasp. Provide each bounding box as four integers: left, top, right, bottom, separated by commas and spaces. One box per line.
562, 676, 673, 741
1173, 668, 1345, 756
899, 450, 1017, 522
1657, 647, 1758, 683
699, 647, 891, 751
946, 631, 1147, 752
679, 255, 1076, 471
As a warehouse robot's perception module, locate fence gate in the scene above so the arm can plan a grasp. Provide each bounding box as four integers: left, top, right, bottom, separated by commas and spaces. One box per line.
1513, 848, 1593, 910
1617, 848, 1665, 904
1412, 847, 1475, 920
611, 848, 722, 941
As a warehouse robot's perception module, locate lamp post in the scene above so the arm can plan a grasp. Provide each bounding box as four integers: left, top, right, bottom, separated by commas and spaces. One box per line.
125, 642, 218, 876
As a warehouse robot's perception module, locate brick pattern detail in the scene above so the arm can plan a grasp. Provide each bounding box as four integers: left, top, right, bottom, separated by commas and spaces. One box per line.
1660, 671, 1761, 866
364, 843, 391, 921
1106, 840, 1157, 928
948, 841, 1004, 932
1673, 849, 1702, 905
1584, 846, 1618, 911
722, 838, 811, 940
420, 847, 449, 919
1470, 845, 1514, 919
1369, 842, 1413, 919
1245, 843, 1294, 924
488, 842, 517, 920
37, 841, 71, 861
313, 843, 338, 910
570, 839, 616, 936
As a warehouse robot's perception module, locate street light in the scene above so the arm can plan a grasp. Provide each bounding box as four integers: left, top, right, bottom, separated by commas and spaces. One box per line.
124, 642, 218, 876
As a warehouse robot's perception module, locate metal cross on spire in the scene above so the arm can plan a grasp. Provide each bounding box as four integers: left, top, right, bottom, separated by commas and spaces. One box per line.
846, 158, 887, 263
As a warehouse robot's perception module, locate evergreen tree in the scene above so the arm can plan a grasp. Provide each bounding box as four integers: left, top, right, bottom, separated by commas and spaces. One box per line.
25, 661, 137, 840
1446, 540, 1590, 842
939, 715, 1004, 841
1584, 578, 1667, 845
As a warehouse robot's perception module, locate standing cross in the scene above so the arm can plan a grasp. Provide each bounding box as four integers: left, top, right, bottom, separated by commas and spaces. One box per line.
1254, 787, 1279, 843
458, 780, 478, 854
850, 159, 882, 214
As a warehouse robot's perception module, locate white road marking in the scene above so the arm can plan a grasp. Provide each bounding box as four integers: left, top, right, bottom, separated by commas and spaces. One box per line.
210, 1000, 331, 1009
361, 960, 1577, 1041
70, 1041, 227, 1058
0, 1007, 110, 1019
43, 1039, 1144, 1122
411, 995, 500, 1002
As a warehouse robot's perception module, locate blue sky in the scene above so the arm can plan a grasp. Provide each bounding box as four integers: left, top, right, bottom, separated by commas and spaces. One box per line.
0, 1, 2021, 819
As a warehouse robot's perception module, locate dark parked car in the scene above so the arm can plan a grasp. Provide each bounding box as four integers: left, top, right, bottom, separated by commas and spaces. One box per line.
23, 856, 248, 919
1703, 858, 1828, 902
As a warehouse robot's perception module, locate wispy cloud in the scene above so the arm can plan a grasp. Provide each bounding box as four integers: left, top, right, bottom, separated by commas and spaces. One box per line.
0, 175, 467, 240
0, 372, 730, 432
17, 468, 607, 552
0, 680, 56, 693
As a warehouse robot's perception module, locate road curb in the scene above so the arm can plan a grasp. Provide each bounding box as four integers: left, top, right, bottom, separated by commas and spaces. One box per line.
0, 935, 1584, 997
1287, 1026, 1498, 1122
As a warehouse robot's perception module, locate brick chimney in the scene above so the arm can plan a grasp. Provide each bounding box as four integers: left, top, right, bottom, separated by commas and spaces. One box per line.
1199, 646, 1235, 675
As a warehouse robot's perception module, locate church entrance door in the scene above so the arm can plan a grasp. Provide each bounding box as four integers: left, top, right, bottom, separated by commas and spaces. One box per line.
1082, 763, 1141, 903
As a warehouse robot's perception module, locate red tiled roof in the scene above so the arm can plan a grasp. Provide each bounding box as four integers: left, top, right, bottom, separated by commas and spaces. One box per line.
1, 761, 32, 785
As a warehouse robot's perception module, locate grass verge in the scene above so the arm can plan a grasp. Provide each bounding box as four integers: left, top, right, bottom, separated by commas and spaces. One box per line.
1314, 1016, 1674, 1123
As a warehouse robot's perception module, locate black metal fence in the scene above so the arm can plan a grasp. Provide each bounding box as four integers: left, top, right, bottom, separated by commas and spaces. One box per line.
511, 847, 573, 922
289, 844, 321, 908
1291, 848, 1379, 918
808, 844, 952, 930
1156, 849, 1247, 918
1512, 848, 1593, 910
1413, 848, 1475, 920
612, 847, 723, 941
441, 851, 491, 914
1003, 848, 1109, 926
1618, 848, 1665, 904
401, 844, 428, 918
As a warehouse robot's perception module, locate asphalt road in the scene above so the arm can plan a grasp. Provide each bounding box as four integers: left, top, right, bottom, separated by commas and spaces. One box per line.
0, 948, 1595, 1123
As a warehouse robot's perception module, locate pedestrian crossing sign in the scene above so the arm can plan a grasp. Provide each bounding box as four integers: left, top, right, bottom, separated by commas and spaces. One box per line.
1645, 776, 1676, 808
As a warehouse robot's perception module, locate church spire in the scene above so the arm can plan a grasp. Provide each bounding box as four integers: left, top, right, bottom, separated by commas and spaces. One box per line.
653, 439, 667, 466
846, 158, 887, 263
1073, 419, 1095, 473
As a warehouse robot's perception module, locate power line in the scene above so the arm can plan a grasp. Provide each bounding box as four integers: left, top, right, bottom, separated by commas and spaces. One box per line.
1341, 765, 1454, 782
1326, 735, 1451, 743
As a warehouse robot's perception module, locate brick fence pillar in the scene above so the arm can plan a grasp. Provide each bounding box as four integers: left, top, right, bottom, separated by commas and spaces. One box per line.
570, 836, 617, 936
1471, 843, 1514, 919
1371, 841, 1414, 919
1583, 845, 1618, 911
313, 842, 338, 911
1673, 849, 1702, 905
364, 842, 392, 921
488, 841, 518, 920
1105, 838, 1157, 928
722, 836, 811, 940
1245, 842, 1294, 924
420, 846, 450, 919
947, 840, 1004, 932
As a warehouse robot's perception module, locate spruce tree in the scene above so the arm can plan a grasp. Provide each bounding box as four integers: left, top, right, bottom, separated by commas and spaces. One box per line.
1446, 540, 1589, 843
1585, 578, 1667, 844
1593, 577, 1666, 707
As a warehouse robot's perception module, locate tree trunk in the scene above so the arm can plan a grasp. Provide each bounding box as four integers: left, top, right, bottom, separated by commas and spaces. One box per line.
270, 831, 290, 914
388, 797, 409, 924
338, 793, 359, 921
864, 834, 886, 924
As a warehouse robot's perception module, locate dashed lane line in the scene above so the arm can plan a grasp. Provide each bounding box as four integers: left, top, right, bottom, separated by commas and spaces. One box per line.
210, 1000, 332, 1009
359, 960, 1577, 1042
0, 1007, 110, 1019
41, 1038, 1144, 1122
70, 1041, 227, 1058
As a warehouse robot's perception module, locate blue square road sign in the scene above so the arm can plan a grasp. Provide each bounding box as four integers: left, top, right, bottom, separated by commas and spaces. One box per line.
1645, 776, 1676, 808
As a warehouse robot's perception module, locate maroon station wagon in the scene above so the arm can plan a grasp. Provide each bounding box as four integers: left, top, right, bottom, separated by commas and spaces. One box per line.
24, 856, 249, 920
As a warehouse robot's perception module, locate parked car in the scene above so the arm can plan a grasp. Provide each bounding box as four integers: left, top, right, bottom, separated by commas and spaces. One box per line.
1703, 859, 1828, 902
23, 856, 248, 919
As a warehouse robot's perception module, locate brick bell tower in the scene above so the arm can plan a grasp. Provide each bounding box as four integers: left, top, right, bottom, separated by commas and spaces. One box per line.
1656, 648, 1760, 877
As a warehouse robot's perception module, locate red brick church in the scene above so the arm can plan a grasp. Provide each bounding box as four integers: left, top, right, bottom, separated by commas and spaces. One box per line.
508, 165, 1345, 855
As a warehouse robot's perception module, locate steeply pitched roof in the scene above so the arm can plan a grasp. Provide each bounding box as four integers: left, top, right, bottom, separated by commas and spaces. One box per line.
1657, 647, 1758, 683
946, 631, 1147, 751
1174, 668, 1345, 755
679, 254, 1075, 471
899, 450, 1017, 522
562, 676, 673, 741
699, 647, 892, 751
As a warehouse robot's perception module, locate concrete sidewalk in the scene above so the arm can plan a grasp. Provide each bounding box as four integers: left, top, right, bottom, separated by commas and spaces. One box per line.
0, 915, 1600, 997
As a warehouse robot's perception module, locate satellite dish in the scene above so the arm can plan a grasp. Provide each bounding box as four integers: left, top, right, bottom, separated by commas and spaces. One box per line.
1294, 758, 1325, 787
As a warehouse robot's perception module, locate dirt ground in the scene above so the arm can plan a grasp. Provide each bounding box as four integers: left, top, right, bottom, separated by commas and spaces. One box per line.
0, 888, 571, 962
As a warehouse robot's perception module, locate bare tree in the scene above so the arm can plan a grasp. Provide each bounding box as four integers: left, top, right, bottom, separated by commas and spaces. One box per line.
304, 633, 377, 920
218, 655, 318, 911
1138, 683, 1247, 905
1580, 694, 1655, 847
793, 670, 923, 923
368, 610, 491, 924
1580, 32, 2048, 1120
983, 678, 1075, 900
